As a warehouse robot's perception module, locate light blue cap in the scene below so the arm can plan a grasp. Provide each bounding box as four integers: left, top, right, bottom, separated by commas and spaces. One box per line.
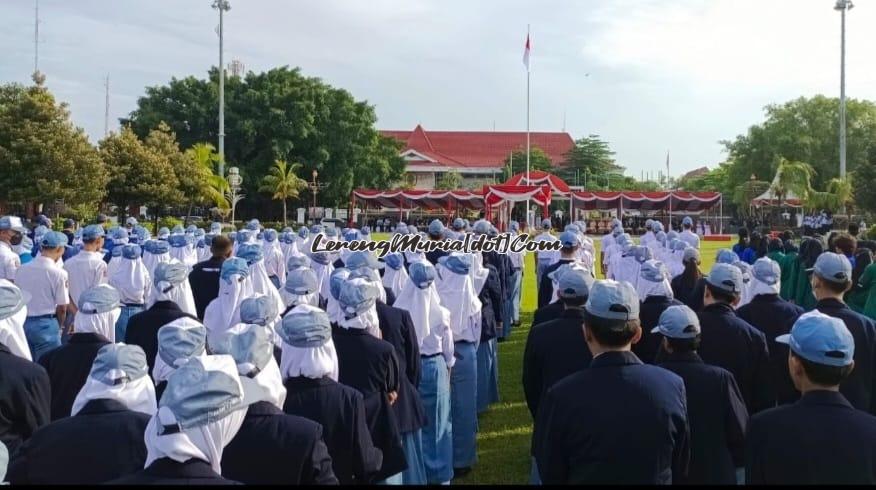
158, 356, 261, 432
716, 249, 737, 264
428, 219, 445, 236
438, 253, 472, 275
343, 229, 360, 242
640, 260, 669, 283
134, 225, 151, 241
384, 253, 403, 271
667, 230, 679, 240
246, 219, 260, 231
126, 217, 139, 226
121, 244, 142, 260
453, 218, 466, 230
167, 234, 189, 248
236, 230, 253, 243
285, 268, 319, 296
157, 319, 207, 367
78, 284, 121, 314
555, 266, 595, 299
777, 311, 855, 367
541, 218, 552, 229
158, 227, 170, 238
611, 218, 622, 228
236, 243, 264, 265
210, 222, 223, 233
40, 231, 68, 249
220, 257, 250, 283
309, 225, 323, 235
682, 216, 693, 226
324, 227, 338, 238
287, 255, 312, 270
298, 227, 310, 238
310, 251, 331, 265
809, 252, 852, 284
361, 226, 371, 235
90, 343, 150, 385
612, 226, 624, 237
330, 268, 351, 301
263, 229, 278, 242
348, 266, 381, 284
559, 230, 580, 248
706, 263, 744, 294
752, 257, 781, 286
671, 239, 689, 252
151, 240, 170, 255
409, 261, 437, 289
33, 225, 49, 239
154, 262, 189, 287
210, 324, 275, 377
651, 305, 701, 339
193, 228, 205, 239
0, 281, 30, 321
633, 245, 653, 263
185, 225, 197, 234
473, 220, 491, 235
111, 245, 124, 258
510, 221, 520, 232
82, 225, 106, 241
279, 309, 332, 348
683, 247, 700, 263
239, 295, 280, 327
0, 216, 27, 233
345, 251, 379, 270
565, 224, 580, 233
113, 227, 129, 241
338, 278, 379, 316
733, 261, 752, 283
585, 280, 640, 321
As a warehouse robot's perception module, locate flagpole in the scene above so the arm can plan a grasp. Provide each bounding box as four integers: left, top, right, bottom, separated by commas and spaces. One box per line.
666, 150, 672, 231
525, 24, 531, 230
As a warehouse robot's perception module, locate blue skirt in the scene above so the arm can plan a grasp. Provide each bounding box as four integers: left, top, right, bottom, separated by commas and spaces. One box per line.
418, 355, 453, 484
115, 305, 145, 342
23, 316, 61, 361
477, 338, 499, 413
400, 429, 426, 485
451, 341, 478, 469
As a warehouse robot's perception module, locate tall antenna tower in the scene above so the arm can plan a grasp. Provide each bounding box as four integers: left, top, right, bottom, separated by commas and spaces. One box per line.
104, 74, 110, 136
229, 58, 245, 77
33, 0, 41, 79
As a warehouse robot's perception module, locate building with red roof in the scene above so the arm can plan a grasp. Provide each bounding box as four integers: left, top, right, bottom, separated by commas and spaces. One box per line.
380, 124, 575, 189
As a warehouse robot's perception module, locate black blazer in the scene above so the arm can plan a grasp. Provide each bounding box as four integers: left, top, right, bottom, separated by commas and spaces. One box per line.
636, 296, 683, 364
746, 390, 876, 484
283, 376, 383, 485
189, 257, 225, 320
109, 458, 240, 485
375, 301, 426, 433
532, 301, 564, 327
0, 344, 51, 456
534, 351, 689, 485
659, 351, 748, 484
479, 264, 504, 341
537, 259, 575, 309
7, 398, 150, 484
125, 300, 196, 375
221, 401, 338, 485
38, 332, 110, 420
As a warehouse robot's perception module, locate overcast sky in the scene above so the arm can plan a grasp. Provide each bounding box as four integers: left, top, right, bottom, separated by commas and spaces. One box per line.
2, 0, 874, 178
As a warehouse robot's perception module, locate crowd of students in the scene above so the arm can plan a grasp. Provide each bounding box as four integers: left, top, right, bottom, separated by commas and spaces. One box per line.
0, 214, 526, 484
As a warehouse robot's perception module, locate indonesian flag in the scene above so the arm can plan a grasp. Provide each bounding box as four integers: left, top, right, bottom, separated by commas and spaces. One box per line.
523, 33, 531, 71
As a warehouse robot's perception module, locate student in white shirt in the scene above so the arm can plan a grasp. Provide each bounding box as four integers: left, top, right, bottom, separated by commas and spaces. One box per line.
679, 216, 701, 249
0, 216, 27, 282
533, 219, 558, 286
63, 225, 108, 315
505, 221, 525, 334
108, 244, 151, 342
16, 232, 69, 361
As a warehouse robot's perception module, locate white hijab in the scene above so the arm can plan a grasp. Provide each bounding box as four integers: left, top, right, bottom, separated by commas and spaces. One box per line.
203, 274, 254, 350
750, 275, 781, 298
109, 256, 151, 304
469, 253, 490, 294
73, 305, 122, 342
169, 242, 199, 268
146, 270, 198, 317
638, 276, 674, 301
248, 259, 285, 319
279, 304, 339, 381
382, 264, 410, 299
393, 279, 450, 349
280, 289, 319, 309
338, 278, 382, 339
0, 306, 31, 361
435, 263, 482, 340
143, 251, 172, 279
71, 359, 157, 417
225, 323, 287, 410
314, 261, 335, 304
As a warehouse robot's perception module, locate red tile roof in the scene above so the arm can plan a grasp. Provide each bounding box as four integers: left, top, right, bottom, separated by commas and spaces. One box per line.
381, 125, 575, 169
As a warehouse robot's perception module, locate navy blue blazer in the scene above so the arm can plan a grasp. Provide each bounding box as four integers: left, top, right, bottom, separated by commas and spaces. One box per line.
671, 276, 706, 312
38, 332, 110, 420
125, 301, 196, 376
479, 263, 504, 341
189, 257, 225, 320
696, 303, 772, 414
283, 376, 383, 485
659, 351, 748, 484
537, 259, 576, 309
109, 458, 240, 485
221, 401, 337, 485
534, 351, 690, 485
8, 398, 149, 484
737, 294, 805, 405
0, 344, 51, 457
532, 300, 564, 327
635, 296, 683, 364
375, 301, 426, 434
522, 308, 591, 420
746, 390, 876, 484
815, 298, 876, 415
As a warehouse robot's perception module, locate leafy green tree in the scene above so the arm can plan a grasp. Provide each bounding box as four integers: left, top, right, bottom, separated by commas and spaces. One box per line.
436, 170, 463, 190
770, 158, 814, 208
854, 146, 876, 214
0, 82, 107, 213
502, 147, 554, 180
100, 127, 181, 219
258, 160, 308, 227
561, 135, 623, 183
733, 179, 771, 217
676, 165, 729, 192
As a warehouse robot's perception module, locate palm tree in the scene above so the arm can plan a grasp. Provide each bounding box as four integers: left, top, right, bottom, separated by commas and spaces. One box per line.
258, 160, 308, 227
183, 143, 228, 224
770, 158, 814, 208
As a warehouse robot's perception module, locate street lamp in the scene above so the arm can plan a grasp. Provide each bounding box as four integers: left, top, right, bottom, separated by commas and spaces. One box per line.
228, 166, 243, 225
311, 170, 318, 210
212, 0, 231, 178
835, 0, 852, 184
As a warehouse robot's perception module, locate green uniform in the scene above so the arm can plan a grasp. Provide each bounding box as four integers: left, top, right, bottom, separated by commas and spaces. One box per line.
793, 262, 816, 311
860, 264, 876, 320
779, 251, 798, 301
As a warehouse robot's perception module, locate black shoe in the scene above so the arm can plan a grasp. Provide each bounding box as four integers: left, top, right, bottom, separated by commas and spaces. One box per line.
497, 337, 507, 343
454, 467, 472, 478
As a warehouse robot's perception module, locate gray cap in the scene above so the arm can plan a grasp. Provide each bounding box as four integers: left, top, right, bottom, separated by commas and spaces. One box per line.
541, 218, 552, 229
82, 225, 106, 241
437, 253, 472, 275
584, 280, 640, 321
651, 305, 701, 339
559, 231, 580, 248
716, 249, 737, 264
338, 278, 379, 316
348, 266, 381, 284
383, 253, 403, 271
157, 319, 207, 367
287, 255, 312, 270
556, 266, 595, 299
40, 231, 68, 249
330, 268, 351, 301
210, 324, 275, 377
237, 243, 264, 265
705, 263, 744, 294
239, 295, 280, 326
409, 261, 437, 289
345, 251, 379, 270
683, 247, 701, 263
154, 262, 189, 287
285, 268, 319, 296
279, 309, 332, 348
752, 257, 781, 286
0, 216, 27, 234
90, 343, 150, 385
809, 252, 852, 284
682, 216, 693, 226
0, 281, 30, 321
158, 355, 261, 433
453, 218, 466, 230
220, 257, 250, 283
473, 220, 491, 235
310, 251, 331, 265
639, 260, 669, 283
121, 244, 142, 260
78, 284, 121, 314
428, 219, 445, 236
633, 245, 653, 263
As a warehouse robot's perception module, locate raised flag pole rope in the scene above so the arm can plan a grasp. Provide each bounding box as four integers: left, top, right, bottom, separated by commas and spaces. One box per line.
524, 25, 531, 231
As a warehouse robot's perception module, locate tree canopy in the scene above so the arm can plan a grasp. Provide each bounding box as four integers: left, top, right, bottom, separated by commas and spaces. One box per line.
502, 147, 553, 181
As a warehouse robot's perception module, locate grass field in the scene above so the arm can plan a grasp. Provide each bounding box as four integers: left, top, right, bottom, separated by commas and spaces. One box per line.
453, 236, 733, 485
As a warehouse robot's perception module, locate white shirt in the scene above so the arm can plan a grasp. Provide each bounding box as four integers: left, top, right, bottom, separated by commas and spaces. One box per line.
0, 241, 21, 282
601, 234, 616, 265
534, 232, 558, 264
64, 250, 108, 308
679, 229, 701, 249
16, 256, 69, 316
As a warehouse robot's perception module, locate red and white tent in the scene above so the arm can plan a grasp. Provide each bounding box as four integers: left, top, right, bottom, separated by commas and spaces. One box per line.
570, 191, 721, 212
503, 170, 570, 197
